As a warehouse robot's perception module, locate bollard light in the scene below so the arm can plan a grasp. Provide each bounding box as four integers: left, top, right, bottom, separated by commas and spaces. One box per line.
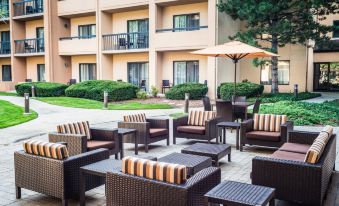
294, 84, 299, 99
103, 91, 108, 109
184, 93, 189, 113
31, 85, 35, 98
24, 93, 30, 114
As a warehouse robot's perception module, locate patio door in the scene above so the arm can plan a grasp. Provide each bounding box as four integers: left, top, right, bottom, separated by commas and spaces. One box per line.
37, 64, 45, 82
127, 19, 149, 49
314, 62, 339, 91
36, 27, 44, 52
0, 31, 10, 54
79, 64, 97, 82
128, 62, 149, 89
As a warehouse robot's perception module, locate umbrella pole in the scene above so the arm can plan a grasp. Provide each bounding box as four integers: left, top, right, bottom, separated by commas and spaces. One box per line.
233, 59, 238, 98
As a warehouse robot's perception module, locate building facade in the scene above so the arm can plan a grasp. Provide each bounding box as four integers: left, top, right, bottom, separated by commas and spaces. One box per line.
0, 0, 338, 96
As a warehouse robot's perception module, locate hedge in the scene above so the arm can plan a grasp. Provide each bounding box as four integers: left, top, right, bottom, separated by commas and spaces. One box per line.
65, 80, 139, 101
15, 82, 68, 97
165, 83, 208, 100
219, 82, 264, 100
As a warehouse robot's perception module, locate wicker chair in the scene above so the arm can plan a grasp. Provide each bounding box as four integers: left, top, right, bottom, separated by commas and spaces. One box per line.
202, 96, 213, 111
252, 131, 336, 206
118, 117, 169, 153
49, 125, 120, 158
247, 99, 261, 119
15, 148, 109, 206
106, 167, 221, 206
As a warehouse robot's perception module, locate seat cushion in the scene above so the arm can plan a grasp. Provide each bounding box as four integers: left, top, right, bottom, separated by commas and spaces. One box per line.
279, 143, 310, 154
87, 140, 115, 151
177, 126, 205, 135
271, 151, 306, 162
246, 131, 280, 142
149, 128, 168, 138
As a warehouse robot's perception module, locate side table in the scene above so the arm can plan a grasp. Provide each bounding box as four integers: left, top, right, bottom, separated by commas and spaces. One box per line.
217, 122, 241, 150
118, 128, 138, 159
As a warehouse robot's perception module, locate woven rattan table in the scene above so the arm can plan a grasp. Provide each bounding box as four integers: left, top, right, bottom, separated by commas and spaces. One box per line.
205, 181, 275, 206
158, 152, 212, 176
181, 143, 231, 166
217, 122, 241, 150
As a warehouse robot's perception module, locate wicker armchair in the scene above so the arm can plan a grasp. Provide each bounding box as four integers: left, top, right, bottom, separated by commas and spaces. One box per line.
240, 118, 293, 151
252, 131, 336, 206
49, 127, 120, 158
15, 148, 109, 206
118, 118, 169, 153
106, 167, 221, 206
173, 115, 221, 144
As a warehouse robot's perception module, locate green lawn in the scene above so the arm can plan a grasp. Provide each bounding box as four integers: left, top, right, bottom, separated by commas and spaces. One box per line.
248, 92, 321, 103
0, 100, 38, 129
0, 91, 18, 96
36, 97, 173, 110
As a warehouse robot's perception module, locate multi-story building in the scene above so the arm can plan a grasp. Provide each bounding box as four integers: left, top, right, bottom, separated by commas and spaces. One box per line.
0, 0, 338, 96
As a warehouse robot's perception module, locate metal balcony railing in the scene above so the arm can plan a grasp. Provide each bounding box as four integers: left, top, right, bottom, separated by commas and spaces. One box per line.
102, 32, 149, 51
13, 0, 43, 17
0, 1, 9, 18
0, 41, 10, 54
156, 26, 208, 33
59, 35, 96, 40
15, 38, 44, 54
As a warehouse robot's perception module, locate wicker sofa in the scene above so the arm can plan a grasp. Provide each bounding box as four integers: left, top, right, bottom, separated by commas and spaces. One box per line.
15, 148, 109, 206
252, 130, 336, 205
106, 167, 221, 206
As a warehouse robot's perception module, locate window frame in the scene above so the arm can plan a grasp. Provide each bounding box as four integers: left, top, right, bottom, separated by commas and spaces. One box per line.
333, 20, 339, 38
173, 13, 200, 31
260, 60, 290, 85
79, 63, 97, 82
127, 61, 149, 87
37, 64, 45, 82
1, 65, 11, 82
173, 60, 200, 85
78, 24, 96, 39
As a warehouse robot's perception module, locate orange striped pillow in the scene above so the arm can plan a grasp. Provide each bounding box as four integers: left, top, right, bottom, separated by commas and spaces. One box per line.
253, 114, 287, 132
188, 111, 216, 126
23, 140, 69, 160
122, 156, 187, 184
57, 121, 92, 140
123, 113, 147, 122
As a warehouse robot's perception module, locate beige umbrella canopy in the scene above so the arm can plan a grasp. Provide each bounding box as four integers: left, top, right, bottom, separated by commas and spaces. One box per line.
191, 41, 278, 96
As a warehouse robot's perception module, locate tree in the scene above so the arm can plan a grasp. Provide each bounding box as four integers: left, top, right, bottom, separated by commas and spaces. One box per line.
218, 0, 338, 93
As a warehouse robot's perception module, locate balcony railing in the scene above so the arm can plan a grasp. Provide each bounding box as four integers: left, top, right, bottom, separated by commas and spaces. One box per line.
13, 0, 43, 17
156, 26, 208, 33
0, 2, 9, 18
15, 38, 44, 54
103, 32, 149, 51
59, 35, 96, 41
314, 39, 339, 53
0, 41, 10, 54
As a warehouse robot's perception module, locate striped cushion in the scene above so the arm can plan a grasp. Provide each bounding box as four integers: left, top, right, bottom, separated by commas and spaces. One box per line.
122, 156, 187, 184
23, 140, 69, 160
57, 121, 92, 140
253, 114, 287, 132
188, 111, 216, 126
321, 125, 333, 139
123, 113, 147, 122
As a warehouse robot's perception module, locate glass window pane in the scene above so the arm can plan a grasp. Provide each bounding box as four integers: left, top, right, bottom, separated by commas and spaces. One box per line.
2, 65, 11, 81
260, 60, 289, 85
80, 64, 96, 82
187, 61, 199, 83
37, 64, 45, 82
333, 20, 339, 38
174, 62, 187, 85
128, 62, 149, 89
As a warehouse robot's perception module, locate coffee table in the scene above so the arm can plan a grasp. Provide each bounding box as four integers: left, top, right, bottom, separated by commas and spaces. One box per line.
158, 152, 212, 176
205, 181, 275, 206
118, 128, 138, 159
217, 122, 241, 150
181, 143, 231, 166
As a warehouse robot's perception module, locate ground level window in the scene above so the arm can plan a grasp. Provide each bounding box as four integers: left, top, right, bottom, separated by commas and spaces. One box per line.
173, 61, 199, 85
2, 65, 11, 81
79, 64, 96, 82
260, 60, 290, 85
37, 64, 45, 82
78, 24, 96, 38
314, 62, 339, 91
127, 62, 149, 88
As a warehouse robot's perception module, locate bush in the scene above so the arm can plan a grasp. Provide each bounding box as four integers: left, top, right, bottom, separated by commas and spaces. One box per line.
253, 92, 321, 103
136, 90, 148, 99
15, 82, 68, 97
165, 83, 208, 100
219, 82, 264, 100
151, 86, 158, 97
65, 80, 139, 101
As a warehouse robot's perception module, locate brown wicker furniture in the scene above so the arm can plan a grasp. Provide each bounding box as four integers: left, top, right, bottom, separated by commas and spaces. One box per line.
49, 127, 120, 158
240, 117, 293, 151
181, 143, 231, 166
158, 152, 212, 176
247, 99, 261, 119
203, 96, 213, 111
15, 148, 110, 206
118, 117, 169, 153
106, 166, 221, 206
216, 100, 234, 122
217, 121, 241, 149
252, 131, 336, 206
118, 128, 138, 158
205, 181, 275, 206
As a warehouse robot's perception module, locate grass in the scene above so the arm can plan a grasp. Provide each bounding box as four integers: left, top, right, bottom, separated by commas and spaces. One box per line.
36, 97, 173, 110
259, 100, 339, 126
0, 91, 18, 96
0, 100, 38, 129
248, 92, 321, 103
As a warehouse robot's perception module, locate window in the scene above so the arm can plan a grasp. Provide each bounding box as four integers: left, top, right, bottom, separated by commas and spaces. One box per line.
37, 64, 45, 82
333, 20, 339, 38
78, 24, 96, 38
128, 62, 149, 88
261, 61, 290, 85
36, 27, 44, 52
173, 61, 199, 85
2, 65, 11, 81
127, 19, 149, 49
79, 64, 96, 82
173, 13, 200, 31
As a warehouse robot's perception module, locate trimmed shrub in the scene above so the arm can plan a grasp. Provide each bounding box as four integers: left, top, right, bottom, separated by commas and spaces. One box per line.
15, 82, 68, 97
254, 92, 321, 103
165, 83, 208, 100
137, 90, 148, 99
65, 80, 139, 101
219, 82, 264, 100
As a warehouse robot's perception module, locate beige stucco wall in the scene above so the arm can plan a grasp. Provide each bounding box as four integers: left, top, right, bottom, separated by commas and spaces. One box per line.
58, 0, 96, 17
0, 24, 10, 32
26, 56, 45, 81
25, 19, 44, 39
71, 55, 97, 81
70, 16, 96, 36
111, 9, 149, 34
112, 52, 148, 81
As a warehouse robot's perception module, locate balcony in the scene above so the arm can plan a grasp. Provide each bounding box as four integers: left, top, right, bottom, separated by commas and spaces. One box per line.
100, 0, 148, 12
13, 0, 43, 20
154, 26, 208, 51
0, 2, 9, 21
314, 39, 339, 53
14, 38, 44, 56
102, 32, 149, 54
0, 41, 10, 56
59, 36, 97, 56
58, 0, 96, 18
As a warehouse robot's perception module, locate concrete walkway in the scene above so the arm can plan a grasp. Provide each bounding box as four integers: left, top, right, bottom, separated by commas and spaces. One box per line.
302, 92, 339, 103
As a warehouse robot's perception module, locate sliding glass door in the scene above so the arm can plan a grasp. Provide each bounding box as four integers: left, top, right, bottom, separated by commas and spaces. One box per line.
314, 62, 339, 91
79, 64, 97, 82
173, 61, 199, 85
127, 19, 149, 49
128, 62, 149, 89
37, 64, 45, 82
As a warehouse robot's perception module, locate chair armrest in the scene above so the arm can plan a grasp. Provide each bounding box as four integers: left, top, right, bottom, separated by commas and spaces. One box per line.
288, 131, 320, 145
184, 167, 221, 189
241, 119, 254, 133
147, 118, 169, 129
90, 127, 118, 141
118, 122, 150, 142
205, 117, 221, 138
280, 121, 293, 143
173, 115, 189, 128
49, 132, 87, 156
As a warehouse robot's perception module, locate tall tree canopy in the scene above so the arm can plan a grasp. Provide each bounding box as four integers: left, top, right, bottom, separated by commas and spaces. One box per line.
218, 0, 338, 93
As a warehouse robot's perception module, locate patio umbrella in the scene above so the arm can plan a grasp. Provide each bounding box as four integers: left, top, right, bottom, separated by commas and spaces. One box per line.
191, 41, 279, 96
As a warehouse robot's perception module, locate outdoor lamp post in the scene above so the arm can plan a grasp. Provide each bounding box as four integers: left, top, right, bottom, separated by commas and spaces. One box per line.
103, 91, 108, 109
305, 39, 315, 92
184, 93, 189, 113
31, 85, 35, 98
24, 93, 30, 114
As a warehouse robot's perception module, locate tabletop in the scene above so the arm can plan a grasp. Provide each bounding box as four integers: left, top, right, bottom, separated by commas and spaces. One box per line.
217, 121, 241, 128
118, 128, 137, 135
81, 159, 122, 177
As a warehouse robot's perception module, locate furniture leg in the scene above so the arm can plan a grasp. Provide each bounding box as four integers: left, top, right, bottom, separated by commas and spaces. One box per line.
115, 154, 118, 159
145, 144, 149, 153
236, 128, 239, 150
80, 170, 86, 206
134, 131, 138, 155
16, 186, 21, 199
219, 127, 222, 143
240, 144, 243, 152
269, 199, 275, 206
228, 153, 231, 162
223, 128, 226, 144
173, 136, 176, 145
167, 137, 170, 146
120, 134, 124, 159
62, 199, 68, 206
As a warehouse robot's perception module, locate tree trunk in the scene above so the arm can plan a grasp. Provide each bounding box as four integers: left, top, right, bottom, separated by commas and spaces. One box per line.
271, 34, 279, 94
